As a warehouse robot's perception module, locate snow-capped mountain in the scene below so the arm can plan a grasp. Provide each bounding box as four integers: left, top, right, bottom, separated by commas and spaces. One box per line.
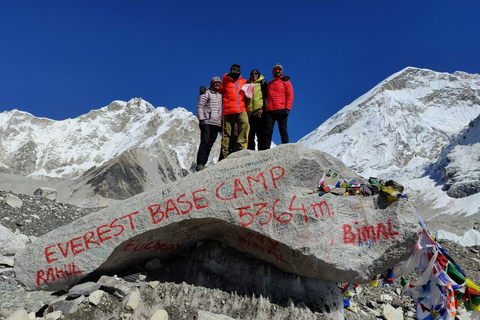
0, 98, 221, 206
0, 98, 199, 178
300, 67, 480, 229
300, 67, 480, 180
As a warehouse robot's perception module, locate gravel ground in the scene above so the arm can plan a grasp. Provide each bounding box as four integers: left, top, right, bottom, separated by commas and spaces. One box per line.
0, 190, 100, 318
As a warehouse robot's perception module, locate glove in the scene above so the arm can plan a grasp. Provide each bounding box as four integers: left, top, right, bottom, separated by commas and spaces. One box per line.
284, 108, 290, 116
254, 109, 263, 118
281, 76, 290, 82
199, 86, 207, 95
199, 120, 206, 128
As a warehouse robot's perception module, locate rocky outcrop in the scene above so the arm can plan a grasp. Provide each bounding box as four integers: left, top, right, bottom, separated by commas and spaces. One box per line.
68, 146, 190, 205
435, 115, 480, 198
15, 144, 419, 296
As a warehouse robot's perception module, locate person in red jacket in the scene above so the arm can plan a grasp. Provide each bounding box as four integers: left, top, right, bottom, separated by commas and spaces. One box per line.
219, 64, 249, 158
263, 63, 294, 149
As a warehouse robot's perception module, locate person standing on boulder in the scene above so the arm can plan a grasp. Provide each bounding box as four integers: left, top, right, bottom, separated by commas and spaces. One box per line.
195, 76, 223, 171
246, 69, 267, 150
264, 63, 294, 149
219, 64, 249, 158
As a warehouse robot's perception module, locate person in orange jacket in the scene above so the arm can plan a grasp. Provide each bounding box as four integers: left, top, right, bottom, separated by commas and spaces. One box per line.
264, 63, 294, 149
219, 64, 249, 158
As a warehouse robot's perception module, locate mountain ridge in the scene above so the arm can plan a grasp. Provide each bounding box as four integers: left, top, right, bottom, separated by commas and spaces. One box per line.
0, 98, 220, 206
0, 98, 200, 178
1, 67, 479, 223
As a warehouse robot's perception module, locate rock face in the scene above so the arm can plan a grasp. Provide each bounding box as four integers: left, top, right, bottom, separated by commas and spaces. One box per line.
14, 144, 420, 292
435, 115, 480, 198
68, 147, 190, 204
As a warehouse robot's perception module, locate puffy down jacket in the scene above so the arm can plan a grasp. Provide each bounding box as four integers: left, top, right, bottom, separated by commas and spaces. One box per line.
219, 73, 247, 116
196, 88, 223, 127
266, 76, 294, 111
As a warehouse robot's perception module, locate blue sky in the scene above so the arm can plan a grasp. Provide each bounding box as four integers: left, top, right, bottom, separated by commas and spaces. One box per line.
1, 1, 480, 144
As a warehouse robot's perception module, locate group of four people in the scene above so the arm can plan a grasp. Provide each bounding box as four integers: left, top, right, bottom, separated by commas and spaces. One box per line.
196, 63, 294, 171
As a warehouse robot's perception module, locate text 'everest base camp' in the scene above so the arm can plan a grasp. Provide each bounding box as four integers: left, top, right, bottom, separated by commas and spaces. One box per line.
13, 144, 420, 317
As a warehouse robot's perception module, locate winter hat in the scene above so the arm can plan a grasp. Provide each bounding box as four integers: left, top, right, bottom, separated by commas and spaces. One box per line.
272, 63, 283, 71
230, 64, 241, 72
210, 76, 222, 86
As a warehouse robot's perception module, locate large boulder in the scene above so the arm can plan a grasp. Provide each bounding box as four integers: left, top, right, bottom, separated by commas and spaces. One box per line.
0, 224, 25, 256
15, 144, 420, 291
33, 187, 58, 201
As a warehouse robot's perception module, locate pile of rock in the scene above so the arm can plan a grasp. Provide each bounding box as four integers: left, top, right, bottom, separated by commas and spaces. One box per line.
3, 270, 328, 320
0, 190, 99, 237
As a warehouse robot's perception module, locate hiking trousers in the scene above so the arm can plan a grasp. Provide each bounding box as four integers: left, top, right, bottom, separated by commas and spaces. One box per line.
222, 112, 249, 158
196, 123, 221, 165
248, 113, 266, 151
263, 109, 289, 149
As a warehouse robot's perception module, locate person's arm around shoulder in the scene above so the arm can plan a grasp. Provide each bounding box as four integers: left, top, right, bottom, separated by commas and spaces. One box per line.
260, 78, 268, 108
218, 73, 229, 94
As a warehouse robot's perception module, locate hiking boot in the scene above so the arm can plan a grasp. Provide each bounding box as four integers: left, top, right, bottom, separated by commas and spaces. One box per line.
196, 164, 206, 171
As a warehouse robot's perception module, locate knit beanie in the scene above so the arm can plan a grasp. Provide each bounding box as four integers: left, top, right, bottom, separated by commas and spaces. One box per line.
272, 63, 283, 71
210, 76, 222, 86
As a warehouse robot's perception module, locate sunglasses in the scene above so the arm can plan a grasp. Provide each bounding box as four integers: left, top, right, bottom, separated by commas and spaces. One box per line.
230, 68, 240, 73
273, 68, 283, 72
251, 72, 259, 75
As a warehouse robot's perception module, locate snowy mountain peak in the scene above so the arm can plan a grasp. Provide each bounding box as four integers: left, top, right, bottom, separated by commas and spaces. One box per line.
0, 98, 200, 179
300, 67, 480, 180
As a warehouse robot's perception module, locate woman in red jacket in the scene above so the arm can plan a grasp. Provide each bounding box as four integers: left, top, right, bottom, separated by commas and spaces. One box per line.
219, 64, 249, 158
264, 63, 294, 149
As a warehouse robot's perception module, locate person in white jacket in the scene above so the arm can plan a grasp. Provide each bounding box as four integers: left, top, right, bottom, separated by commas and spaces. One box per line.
195, 76, 223, 171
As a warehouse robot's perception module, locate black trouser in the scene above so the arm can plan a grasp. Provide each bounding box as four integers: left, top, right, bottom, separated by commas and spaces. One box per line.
196, 123, 221, 165
248, 113, 266, 150
263, 110, 289, 149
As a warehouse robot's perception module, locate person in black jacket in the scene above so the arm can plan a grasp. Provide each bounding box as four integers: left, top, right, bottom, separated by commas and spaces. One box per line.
246, 69, 268, 150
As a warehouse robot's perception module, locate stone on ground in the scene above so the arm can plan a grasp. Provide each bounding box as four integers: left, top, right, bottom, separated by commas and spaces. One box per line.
150, 309, 168, 320
198, 309, 236, 319
88, 290, 104, 306
5, 309, 28, 320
